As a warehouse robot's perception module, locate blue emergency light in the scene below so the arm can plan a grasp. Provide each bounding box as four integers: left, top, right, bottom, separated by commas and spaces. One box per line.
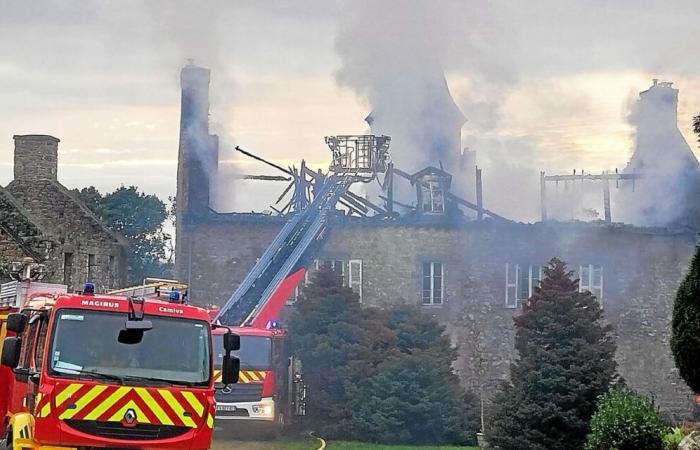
169, 289, 181, 303
84, 283, 95, 294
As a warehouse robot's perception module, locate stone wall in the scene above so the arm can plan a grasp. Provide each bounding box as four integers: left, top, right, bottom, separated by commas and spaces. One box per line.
178, 215, 698, 420
6, 179, 127, 292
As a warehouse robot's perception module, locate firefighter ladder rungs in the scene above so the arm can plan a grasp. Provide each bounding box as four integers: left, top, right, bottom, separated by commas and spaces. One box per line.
215, 175, 350, 326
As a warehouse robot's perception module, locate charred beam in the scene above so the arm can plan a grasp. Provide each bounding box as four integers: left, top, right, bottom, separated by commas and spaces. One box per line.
446, 192, 510, 222
338, 198, 367, 217
344, 190, 387, 215
340, 193, 369, 214
543, 173, 639, 182
235, 146, 293, 176
379, 195, 414, 210
233, 174, 292, 181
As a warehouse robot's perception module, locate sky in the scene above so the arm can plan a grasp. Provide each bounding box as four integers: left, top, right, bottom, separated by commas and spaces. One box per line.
1, 0, 699, 220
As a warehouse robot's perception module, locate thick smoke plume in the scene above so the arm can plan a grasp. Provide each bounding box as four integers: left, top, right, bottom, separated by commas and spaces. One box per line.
615, 81, 700, 227
334, 0, 540, 218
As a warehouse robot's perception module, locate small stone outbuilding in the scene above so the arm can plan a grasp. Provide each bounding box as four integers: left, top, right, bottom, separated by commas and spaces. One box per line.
0, 135, 128, 292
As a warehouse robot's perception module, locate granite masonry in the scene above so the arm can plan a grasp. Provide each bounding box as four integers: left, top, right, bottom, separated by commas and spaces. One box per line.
0, 135, 128, 291
174, 66, 699, 420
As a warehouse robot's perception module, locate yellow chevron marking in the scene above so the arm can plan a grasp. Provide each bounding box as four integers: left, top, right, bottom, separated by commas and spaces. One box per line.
108, 399, 150, 424
35, 394, 44, 418
238, 372, 250, 383
158, 389, 196, 428
83, 386, 130, 421
60, 385, 108, 420
55, 383, 83, 407
247, 371, 260, 382
135, 388, 174, 426
258, 371, 267, 380
181, 391, 204, 417
41, 401, 51, 418
206, 412, 214, 429
214, 370, 222, 382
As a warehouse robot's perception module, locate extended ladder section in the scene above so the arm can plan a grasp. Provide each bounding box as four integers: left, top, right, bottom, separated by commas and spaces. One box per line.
215, 175, 350, 326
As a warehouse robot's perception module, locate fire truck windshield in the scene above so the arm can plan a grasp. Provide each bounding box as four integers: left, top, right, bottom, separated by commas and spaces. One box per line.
48, 309, 211, 386
213, 335, 271, 369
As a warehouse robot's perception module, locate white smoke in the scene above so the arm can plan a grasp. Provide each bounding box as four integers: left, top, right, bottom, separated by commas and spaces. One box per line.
334, 0, 540, 219
615, 81, 700, 227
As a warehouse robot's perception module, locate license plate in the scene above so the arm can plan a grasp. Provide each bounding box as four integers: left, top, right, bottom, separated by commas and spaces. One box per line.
216, 405, 237, 412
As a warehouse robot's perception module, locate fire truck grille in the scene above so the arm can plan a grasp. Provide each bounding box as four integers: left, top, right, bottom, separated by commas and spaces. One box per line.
65, 420, 190, 440
215, 383, 263, 403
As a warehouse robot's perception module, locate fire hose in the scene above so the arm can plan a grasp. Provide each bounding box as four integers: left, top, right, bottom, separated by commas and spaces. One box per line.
309, 431, 326, 450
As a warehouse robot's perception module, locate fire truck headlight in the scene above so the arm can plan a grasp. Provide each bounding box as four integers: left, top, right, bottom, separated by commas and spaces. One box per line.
251, 404, 273, 417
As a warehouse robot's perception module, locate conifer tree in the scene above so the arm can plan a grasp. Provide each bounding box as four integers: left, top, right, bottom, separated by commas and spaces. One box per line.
287, 267, 396, 437
288, 268, 479, 444
671, 243, 700, 393
487, 258, 617, 450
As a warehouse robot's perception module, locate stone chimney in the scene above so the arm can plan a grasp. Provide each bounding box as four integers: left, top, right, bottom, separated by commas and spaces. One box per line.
13, 135, 60, 182
176, 62, 218, 219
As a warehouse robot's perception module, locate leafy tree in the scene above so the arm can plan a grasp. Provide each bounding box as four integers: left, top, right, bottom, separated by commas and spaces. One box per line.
671, 243, 700, 393
74, 186, 173, 283
586, 387, 667, 450
288, 268, 478, 444
693, 115, 700, 143
487, 258, 617, 450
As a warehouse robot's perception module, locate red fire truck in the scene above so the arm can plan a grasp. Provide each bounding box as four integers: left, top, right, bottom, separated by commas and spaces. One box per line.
0, 282, 240, 450
210, 270, 306, 434
210, 325, 304, 433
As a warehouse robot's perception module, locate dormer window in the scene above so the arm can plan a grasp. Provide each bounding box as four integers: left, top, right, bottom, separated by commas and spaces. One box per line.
421, 177, 445, 213
411, 166, 452, 215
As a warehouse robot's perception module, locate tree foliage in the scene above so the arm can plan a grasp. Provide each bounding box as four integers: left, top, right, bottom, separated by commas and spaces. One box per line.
487, 258, 617, 450
693, 115, 700, 144
586, 387, 667, 450
74, 186, 173, 283
288, 267, 477, 444
671, 243, 700, 393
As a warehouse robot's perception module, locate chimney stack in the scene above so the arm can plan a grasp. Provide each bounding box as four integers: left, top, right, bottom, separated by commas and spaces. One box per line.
13, 134, 60, 182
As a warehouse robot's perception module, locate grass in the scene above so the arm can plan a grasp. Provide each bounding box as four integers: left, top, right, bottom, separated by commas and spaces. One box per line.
327, 443, 478, 450
210, 438, 479, 450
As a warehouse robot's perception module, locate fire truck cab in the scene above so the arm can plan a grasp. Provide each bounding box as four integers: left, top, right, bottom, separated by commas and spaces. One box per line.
211, 324, 305, 435
0, 285, 240, 450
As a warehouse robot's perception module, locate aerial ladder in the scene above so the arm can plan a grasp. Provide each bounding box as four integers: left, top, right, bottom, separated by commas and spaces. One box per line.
214, 135, 390, 327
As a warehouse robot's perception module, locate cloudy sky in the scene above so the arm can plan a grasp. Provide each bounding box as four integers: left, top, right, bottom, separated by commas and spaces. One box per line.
1, 0, 699, 220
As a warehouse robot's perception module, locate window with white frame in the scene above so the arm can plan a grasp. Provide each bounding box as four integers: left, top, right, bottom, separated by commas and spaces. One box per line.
422, 262, 444, 305
505, 263, 542, 308
348, 259, 363, 302
290, 259, 363, 303
579, 264, 603, 301
420, 180, 445, 213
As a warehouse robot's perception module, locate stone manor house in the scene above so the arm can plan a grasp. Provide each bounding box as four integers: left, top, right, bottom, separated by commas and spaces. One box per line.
175, 64, 700, 420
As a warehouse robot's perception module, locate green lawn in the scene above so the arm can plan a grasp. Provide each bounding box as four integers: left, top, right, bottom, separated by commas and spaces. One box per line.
327, 443, 478, 450
210, 439, 478, 450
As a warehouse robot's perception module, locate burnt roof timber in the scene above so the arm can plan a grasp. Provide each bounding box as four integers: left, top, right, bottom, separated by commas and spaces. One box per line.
235, 146, 293, 176
340, 193, 369, 214
544, 173, 639, 182
234, 174, 292, 181
379, 195, 414, 210
338, 198, 367, 217
275, 181, 295, 205
446, 192, 511, 222
344, 190, 388, 216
